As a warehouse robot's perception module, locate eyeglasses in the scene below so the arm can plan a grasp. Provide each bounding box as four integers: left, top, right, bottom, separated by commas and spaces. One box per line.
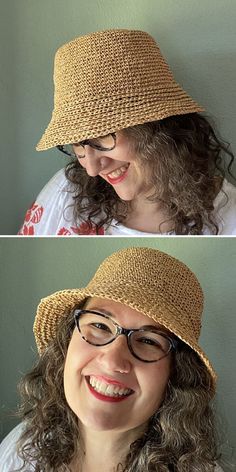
57, 133, 116, 159
74, 309, 178, 363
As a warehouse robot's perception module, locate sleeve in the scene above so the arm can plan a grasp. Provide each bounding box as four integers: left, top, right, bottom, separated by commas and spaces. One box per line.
18, 169, 76, 236
0, 423, 35, 472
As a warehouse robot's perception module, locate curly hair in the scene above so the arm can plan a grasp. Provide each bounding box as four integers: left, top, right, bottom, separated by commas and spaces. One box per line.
16, 304, 221, 472
64, 113, 235, 235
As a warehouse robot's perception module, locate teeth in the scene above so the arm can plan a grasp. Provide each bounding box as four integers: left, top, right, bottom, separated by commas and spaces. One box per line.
108, 165, 128, 179
89, 376, 132, 397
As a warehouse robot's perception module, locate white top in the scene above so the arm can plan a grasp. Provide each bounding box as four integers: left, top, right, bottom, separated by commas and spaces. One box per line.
18, 169, 236, 236
0, 423, 33, 471
0, 423, 224, 472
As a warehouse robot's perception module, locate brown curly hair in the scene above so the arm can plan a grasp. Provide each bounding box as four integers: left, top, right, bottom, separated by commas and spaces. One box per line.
64, 113, 235, 235
16, 303, 222, 472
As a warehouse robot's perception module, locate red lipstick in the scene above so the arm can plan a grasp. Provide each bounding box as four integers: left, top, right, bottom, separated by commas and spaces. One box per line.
93, 375, 129, 388
106, 166, 129, 185
86, 377, 133, 403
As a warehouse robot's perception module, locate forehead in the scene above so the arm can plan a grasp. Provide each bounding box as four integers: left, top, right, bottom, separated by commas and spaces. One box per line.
85, 297, 169, 332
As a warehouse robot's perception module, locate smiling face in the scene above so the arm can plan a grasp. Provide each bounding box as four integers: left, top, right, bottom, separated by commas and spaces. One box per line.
63, 298, 172, 435
72, 132, 153, 201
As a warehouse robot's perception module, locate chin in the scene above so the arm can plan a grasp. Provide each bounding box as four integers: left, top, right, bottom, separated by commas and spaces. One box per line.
114, 189, 136, 201
80, 411, 128, 432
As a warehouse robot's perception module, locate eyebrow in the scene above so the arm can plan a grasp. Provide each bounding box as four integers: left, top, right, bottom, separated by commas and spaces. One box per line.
85, 307, 169, 332
86, 307, 116, 318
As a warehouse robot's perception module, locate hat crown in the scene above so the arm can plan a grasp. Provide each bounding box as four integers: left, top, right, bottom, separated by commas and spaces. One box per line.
86, 247, 203, 341
36, 28, 203, 150
54, 29, 173, 104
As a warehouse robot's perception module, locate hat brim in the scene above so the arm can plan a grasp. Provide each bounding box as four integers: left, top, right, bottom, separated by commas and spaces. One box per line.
36, 89, 204, 151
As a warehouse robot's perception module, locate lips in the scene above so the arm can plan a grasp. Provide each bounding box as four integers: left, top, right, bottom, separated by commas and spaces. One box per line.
86, 375, 134, 402
105, 164, 129, 185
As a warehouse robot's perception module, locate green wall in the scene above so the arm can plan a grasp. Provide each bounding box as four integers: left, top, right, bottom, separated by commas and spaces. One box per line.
0, 237, 235, 464
1, 0, 236, 234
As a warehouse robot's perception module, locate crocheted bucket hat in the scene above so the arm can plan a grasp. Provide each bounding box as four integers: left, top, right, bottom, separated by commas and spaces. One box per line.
36, 29, 204, 151
34, 247, 216, 390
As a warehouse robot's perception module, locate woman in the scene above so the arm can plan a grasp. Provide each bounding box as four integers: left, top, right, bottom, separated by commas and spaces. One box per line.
18, 29, 236, 236
0, 247, 226, 470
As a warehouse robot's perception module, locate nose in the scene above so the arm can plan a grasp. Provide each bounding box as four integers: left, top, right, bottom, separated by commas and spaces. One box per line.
81, 147, 111, 177
97, 335, 132, 374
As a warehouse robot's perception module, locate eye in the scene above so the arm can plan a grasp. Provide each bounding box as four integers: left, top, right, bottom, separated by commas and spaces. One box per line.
138, 337, 161, 346
91, 322, 111, 332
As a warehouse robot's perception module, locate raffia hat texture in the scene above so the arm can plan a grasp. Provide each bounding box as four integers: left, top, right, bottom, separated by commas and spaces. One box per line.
36, 29, 204, 151
34, 247, 216, 390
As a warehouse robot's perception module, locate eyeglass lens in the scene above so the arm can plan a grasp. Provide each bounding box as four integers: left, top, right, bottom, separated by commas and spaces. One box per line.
63, 133, 116, 158
77, 311, 172, 362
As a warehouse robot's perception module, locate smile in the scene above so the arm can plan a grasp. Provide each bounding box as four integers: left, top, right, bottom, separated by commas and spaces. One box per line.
86, 376, 134, 402
106, 164, 129, 184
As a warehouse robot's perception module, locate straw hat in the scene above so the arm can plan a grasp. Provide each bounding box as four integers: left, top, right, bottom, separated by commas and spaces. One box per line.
34, 247, 216, 389
36, 29, 204, 151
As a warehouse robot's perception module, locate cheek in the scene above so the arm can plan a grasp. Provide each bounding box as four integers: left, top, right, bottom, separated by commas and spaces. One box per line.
64, 339, 79, 395
63, 332, 91, 391
113, 139, 138, 163
134, 158, 151, 181
142, 362, 171, 411
129, 160, 151, 191
78, 158, 86, 168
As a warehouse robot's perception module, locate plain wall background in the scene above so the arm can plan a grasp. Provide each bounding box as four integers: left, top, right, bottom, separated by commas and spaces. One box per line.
0, 237, 235, 465
0, 0, 236, 234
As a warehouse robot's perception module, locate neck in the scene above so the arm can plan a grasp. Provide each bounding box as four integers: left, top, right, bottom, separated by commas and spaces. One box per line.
71, 424, 146, 472
124, 195, 173, 234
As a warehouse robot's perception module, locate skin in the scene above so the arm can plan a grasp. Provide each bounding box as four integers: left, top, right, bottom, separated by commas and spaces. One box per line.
73, 132, 173, 233
73, 132, 152, 202
64, 297, 172, 472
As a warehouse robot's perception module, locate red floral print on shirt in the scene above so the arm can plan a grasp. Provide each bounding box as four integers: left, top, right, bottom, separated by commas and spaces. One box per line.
57, 222, 105, 236
18, 202, 44, 235
25, 202, 44, 224
57, 227, 73, 235
19, 224, 35, 235
72, 222, 105, 235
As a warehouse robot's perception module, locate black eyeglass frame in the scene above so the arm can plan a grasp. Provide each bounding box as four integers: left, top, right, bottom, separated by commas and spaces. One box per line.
57, 132, 116, 159
74, 308, 178, 363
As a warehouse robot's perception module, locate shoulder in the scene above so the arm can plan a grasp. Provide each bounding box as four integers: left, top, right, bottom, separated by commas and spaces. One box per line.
19, 168, 109, 236
37, 167, 74, 196
32, 167, 75, 215
0, 423, 34, 471
213, 179, 236, 235
19, 168, 77, 235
